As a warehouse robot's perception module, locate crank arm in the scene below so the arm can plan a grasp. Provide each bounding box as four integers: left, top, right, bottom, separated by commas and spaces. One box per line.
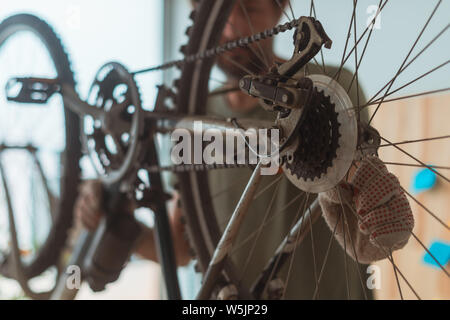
4, 76, 103, 119
60, 84, 103, 118
5, 77, 60, 104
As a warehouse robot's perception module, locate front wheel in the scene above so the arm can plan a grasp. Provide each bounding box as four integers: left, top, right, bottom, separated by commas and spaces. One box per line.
0, 14, 81, 297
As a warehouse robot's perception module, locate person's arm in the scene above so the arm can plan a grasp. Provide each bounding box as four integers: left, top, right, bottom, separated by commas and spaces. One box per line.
134, 192, 192, 266
75, 181, 191, 266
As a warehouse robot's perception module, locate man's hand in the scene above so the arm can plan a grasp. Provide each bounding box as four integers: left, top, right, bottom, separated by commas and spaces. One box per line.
75, 180, 104, 231
318, 156, 414, 263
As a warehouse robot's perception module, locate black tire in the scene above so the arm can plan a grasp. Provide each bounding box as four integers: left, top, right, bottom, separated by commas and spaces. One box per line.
0, 14, 81, 279
175, 0, 243, 292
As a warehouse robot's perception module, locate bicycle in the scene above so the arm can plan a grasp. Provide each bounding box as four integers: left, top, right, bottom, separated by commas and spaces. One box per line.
0, 0, 448, 300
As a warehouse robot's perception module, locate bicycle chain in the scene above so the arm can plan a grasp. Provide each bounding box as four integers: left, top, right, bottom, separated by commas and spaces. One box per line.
145, 162, 252, 173
135, 18, 303, 174
134, 18, 301, 73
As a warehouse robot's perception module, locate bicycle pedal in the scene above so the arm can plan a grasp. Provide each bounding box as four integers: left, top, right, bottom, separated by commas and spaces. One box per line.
5, 77, 60, 104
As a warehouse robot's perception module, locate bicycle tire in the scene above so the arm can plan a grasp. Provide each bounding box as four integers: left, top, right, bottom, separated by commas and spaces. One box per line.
175, 0, 250, 296
0, 13, 81, 279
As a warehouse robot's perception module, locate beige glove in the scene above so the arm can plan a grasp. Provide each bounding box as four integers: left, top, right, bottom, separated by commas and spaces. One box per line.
318, 156, 414, 264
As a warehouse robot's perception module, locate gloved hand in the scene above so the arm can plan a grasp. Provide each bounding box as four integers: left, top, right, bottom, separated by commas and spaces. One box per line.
74, 180, 136, 231
74, 180, 105, 231
318, 156, 414, 264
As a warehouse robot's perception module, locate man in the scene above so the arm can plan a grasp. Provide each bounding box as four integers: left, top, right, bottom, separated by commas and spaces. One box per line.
75, 0, 413, 299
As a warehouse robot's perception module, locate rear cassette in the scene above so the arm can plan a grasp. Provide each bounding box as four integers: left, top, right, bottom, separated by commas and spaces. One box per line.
282, 74, 358, 193
284, 87, 341, 181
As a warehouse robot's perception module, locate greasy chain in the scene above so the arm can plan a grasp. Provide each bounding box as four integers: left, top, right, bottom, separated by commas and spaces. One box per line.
133, 18, 301, 74
137, 18, 305, 173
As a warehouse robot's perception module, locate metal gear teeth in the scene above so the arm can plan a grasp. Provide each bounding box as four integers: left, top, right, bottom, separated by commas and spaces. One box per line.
179, 44, 187, 54
285, 87, 341, 181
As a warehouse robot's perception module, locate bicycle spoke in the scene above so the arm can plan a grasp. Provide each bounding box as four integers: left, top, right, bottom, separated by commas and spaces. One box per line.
239, 0, 271, 69
336, 0, 357, 82
377, 135, 450, 148
312, 57, 325, 74
309, 0, 327, 75
231, 192, 304, 255
282, 193, 310, 299
222, 54, 257, 77
212, 174, 250, 199
351, 0, 360, 126
275, 0, 292, 21
209, 76, 228, 86
368, 60, 450, 108
340, 196, 350, 299
249, 194, 311, 299
380, 136, 450, 183
218, 175, 283, 229
366, 23, 449, 106
312, 211, 340, 299
239, 179, 282, 284
308, 198, 320, 299
382, 161, 450, 171
337, 186, 368, 300
226, 19, 268, 72
390, 251, 404, 300
363, 87, 450, 108
260, 195, 316, 299
369, 0, 443, 124
400, 185, 449, 231
347, 2, 378, 95
254, 175, 283, 199
335, 0, 387, 81
411, 232, 450, 277
287, 0, 296, 20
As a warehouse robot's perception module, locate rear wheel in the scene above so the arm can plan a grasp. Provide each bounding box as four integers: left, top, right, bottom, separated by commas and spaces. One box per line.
176, 0, 449, 299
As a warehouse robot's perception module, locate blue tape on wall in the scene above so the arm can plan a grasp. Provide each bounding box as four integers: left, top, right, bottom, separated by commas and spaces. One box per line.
422, 240, 450, 269
411, 167, 437, 194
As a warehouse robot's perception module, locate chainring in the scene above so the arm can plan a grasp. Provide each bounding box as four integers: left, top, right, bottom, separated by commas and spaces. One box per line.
83, 62, 143, 186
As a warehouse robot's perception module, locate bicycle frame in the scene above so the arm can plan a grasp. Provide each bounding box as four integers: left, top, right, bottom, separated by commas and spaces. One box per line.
60, 82, 319, 299
5, 76, 321, 299
61, 84, 273, 139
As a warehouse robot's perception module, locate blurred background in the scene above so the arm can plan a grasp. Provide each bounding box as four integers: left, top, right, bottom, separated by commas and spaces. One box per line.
0, 0, 448, 299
